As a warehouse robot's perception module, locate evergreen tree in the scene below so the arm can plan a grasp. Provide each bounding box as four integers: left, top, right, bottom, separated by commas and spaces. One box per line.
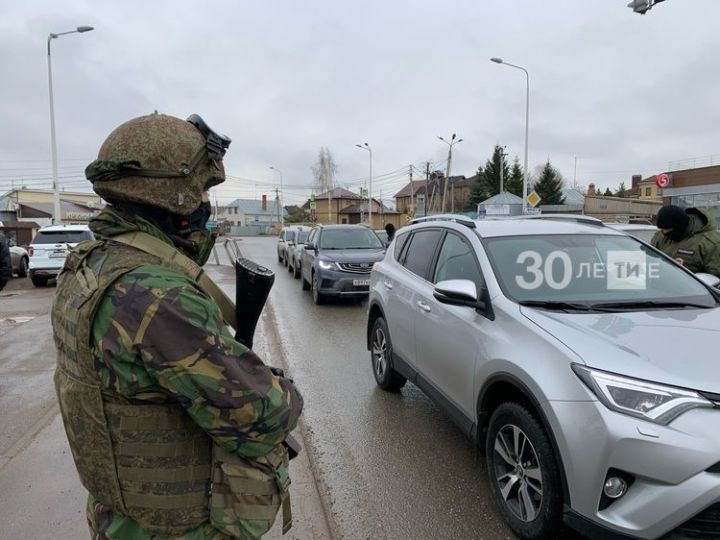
603, 187, 613, 197
506, 157, 524, 198
615, 182, 627, 198
479, 145, 511, 199
533, 161, 566, 205
467, 167, 485, 209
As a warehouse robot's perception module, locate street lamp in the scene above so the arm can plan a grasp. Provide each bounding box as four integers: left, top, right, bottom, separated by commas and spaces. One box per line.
491, 57, 530, 214
269, 166, 283, 225
48, 25, 94, 224
438, 134, 463, 213
355, 143, 372, 225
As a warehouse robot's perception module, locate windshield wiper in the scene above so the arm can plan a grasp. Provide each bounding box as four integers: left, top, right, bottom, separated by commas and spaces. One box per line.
518, 300, 593, 312
588, 300, 713, 311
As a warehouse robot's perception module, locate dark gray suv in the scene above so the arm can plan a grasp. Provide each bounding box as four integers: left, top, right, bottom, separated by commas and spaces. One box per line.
300, 224, 385, 304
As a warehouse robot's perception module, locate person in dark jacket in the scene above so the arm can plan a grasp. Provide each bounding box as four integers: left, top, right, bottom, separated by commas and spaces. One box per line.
0, 232, 12, 291
651, 205, 720, 277
384, 223, 396, 242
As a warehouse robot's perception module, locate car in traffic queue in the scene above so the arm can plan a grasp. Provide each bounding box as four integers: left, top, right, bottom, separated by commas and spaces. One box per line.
9, 245, 29, 278
300, 224, 385, 304
28, 224, 94, 287
606, 222, 658, 244
367, 214, 720, 540
276, 226, 296, 264
286, 226, 312, 279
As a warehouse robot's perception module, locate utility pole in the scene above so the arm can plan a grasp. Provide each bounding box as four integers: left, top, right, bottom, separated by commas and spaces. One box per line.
408, 165, 414, 215
274, 188, 281, 227
425, 162, 430, 216
438, 134, 463, 213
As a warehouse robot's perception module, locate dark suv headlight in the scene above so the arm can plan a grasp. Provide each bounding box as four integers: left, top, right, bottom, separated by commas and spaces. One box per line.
318, 260, 338, 270
572, 364, 714, 425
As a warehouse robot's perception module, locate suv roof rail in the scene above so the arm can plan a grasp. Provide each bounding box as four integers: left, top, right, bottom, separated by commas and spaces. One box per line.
410, 214, 477, 229
513, 214, 605, 227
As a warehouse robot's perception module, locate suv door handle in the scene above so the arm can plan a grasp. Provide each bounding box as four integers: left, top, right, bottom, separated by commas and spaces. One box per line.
383, 281, 393, 290
417, 301, 431, 313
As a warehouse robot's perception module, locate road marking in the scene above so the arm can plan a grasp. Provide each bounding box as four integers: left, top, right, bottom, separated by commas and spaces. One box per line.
0, 403, 60, 472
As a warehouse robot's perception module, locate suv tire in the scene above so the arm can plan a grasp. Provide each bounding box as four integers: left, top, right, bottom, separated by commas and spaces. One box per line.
301, 271, 310, 290
293, 262, 301, 279
18, 257, 28, 278
486, 402, 563, 540
31, 275, 48, 287
369, 317, 406, 392
312, 272, 325, 305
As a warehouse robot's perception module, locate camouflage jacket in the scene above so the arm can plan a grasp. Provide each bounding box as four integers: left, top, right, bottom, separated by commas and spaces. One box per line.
651, 208, 720, 277
84, 209, 303, 539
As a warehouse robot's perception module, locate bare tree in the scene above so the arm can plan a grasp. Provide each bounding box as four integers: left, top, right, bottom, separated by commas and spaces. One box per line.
311, 147, 338, 194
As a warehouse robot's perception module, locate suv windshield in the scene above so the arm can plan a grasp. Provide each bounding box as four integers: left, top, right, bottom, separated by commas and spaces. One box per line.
32, 230, 92, 244
484, 234, 717, 308
319, 228, 384, 250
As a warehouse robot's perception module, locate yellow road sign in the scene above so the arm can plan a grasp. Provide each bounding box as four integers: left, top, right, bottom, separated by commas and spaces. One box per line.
527, 191, 542, 207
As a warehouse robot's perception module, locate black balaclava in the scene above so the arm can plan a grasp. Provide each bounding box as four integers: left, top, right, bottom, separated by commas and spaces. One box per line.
656, 205, 690, 242
112, 200, 216, 265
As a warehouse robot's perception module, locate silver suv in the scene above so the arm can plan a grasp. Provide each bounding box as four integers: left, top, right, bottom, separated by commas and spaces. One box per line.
28, 224, 94, 286
367, 214, 720, 539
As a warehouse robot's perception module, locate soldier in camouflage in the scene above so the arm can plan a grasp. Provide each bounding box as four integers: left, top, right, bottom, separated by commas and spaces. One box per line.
51, 113, 303, 539
651, 205, 720, 278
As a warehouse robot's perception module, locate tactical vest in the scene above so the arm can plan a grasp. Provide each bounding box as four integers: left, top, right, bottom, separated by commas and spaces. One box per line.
52, 235, 291, 538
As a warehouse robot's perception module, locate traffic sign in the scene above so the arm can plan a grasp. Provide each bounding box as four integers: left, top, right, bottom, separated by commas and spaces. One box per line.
309, 201, 317, 210
526, 191, 542, 208
655, 173, 671, 188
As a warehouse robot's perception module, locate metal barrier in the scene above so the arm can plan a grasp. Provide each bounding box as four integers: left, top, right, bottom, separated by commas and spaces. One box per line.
211, 237, 243, 266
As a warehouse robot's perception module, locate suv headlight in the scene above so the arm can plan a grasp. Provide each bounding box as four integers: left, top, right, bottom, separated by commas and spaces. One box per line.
572, 364, 714, 425
318, 260, 337, 270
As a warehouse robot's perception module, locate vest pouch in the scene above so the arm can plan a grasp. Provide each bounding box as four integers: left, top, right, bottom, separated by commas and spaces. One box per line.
210, 444, 292, 539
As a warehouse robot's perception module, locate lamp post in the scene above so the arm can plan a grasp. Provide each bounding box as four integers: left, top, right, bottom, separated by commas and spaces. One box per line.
269, 166, 283, 225
48, 25, 94, 224
355, 143, 372, 226
438, 134, 463, 213
491, 57, 529, 214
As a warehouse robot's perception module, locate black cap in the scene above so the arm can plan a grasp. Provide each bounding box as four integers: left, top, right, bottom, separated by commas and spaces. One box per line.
656, 205, 690, 230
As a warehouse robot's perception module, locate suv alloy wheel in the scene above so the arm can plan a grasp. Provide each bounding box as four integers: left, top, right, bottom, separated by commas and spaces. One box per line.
370, 317, 406, 391
486, 402, 563, 539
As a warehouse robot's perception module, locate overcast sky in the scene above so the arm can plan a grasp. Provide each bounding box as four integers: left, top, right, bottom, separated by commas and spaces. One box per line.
2, 0, 719, 206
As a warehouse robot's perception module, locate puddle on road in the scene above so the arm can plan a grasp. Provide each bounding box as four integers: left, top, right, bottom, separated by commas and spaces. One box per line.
0, 317, 35, 324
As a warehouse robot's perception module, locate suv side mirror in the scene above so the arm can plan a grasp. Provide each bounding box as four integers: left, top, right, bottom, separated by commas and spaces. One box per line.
304, 242, 317, 251
696, 272, 720, 288
433, 279, 485, 309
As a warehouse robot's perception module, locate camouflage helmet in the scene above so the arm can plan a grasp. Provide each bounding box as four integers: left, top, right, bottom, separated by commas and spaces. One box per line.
86, 112, 230, 215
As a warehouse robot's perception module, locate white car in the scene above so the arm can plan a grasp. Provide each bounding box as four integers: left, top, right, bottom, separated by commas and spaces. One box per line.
9, 245, 29, 277
28, 224, 94, 286
286, 226, 312, 279
606, 223, 657, 244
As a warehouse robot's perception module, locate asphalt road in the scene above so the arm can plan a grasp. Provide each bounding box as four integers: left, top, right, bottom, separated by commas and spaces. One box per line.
237, 236, 515, 540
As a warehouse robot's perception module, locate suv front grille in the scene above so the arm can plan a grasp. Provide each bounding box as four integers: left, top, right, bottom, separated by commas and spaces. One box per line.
337, 262, 372, 274
666, 503, 720, 538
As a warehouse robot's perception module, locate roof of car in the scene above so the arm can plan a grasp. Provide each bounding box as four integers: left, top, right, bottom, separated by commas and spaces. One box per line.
410, 214, 626, 238
37, 224, 91, 232
606, 223, 657, 231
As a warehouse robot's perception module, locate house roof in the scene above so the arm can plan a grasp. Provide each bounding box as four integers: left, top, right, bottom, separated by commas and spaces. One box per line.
338, 203, 400, 215
394, 180, 426, 198
315, 187, 361, 200
228, 198, 287, 216
479, 192, 524, 206
18, 200, 101, 217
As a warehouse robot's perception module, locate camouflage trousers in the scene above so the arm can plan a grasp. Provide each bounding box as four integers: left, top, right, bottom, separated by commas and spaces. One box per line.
88, 497, 234, 540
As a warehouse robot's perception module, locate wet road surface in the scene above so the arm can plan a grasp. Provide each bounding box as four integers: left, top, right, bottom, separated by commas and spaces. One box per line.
237, 236, 515, 540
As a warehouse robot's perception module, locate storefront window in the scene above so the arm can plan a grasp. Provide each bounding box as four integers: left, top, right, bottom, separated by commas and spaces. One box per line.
671, 192, 720, 230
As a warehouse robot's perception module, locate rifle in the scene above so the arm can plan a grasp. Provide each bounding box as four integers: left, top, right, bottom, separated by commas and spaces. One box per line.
233, 257, 301, 459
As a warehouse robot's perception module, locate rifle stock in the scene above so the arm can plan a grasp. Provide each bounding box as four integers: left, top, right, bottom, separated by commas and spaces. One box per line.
233, 257, 275, 349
